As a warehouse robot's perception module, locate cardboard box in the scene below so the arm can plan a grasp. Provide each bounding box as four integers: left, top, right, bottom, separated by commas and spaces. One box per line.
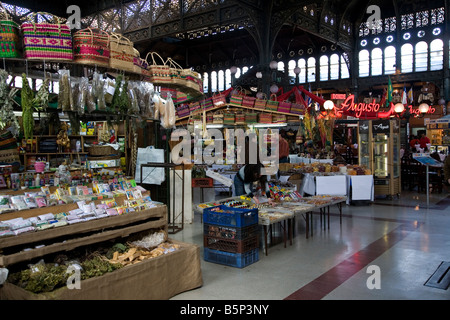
0, 239, 202, 300
288, 173, 303, 192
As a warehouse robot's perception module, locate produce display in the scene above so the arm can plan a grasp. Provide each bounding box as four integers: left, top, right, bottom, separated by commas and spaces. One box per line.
6, 230, 180, 294
284, 162, 372, 175
0, 180, 154, 237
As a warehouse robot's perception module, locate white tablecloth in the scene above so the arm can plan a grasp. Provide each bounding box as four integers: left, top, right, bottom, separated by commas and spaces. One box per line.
316, 175, 347, 196
298, 173, 374, 204
350, 175, 374, 201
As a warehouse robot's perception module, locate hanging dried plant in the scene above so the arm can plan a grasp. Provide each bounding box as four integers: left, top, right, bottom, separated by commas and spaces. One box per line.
0, 69, 20, 136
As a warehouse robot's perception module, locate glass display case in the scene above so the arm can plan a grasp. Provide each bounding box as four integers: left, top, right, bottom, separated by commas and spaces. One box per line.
358, 119, 401, 198
373, 133, 388, 177
358, 120, 371, 171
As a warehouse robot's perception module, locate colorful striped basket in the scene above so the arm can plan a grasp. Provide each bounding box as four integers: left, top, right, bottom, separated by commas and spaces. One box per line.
259, 113, 272, 124
212, 91, 227, 107
184, 68, 202, 92
229, 88, 244, 107
290, 102, 305, 115
166, 57, 186, 86
73, 28, 110, 68
132, 48, 148, 74
202, 97, 214, 111
254, 95, 267, 110
245, 112, 258, 124
278, 101, 291, 113
242, 95, 256, 108
235, 111, 246, 125
0, 3, 20, 58
109, 32, 135, 73
145, 51, 171, 85
265, 94, 279, 112
21, 13, 73, 61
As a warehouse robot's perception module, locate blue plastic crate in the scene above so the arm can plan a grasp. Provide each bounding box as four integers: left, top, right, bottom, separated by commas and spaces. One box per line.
203, 223, 260, 240
203, 205, 258, 228
204, 247, 259, 268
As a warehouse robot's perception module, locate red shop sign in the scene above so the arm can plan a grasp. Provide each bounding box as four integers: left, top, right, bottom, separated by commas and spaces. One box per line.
335, 95, 436, 119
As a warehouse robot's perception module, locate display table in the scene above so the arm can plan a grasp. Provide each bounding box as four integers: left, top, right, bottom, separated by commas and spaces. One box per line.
258, 207, 295, 256
197, 195, 347, 254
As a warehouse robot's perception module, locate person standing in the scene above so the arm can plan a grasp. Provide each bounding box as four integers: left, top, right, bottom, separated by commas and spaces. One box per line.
279, 131, 290, 164
233, 163, 273, 204
443, 155, 450, 192
419, 131, 431, 150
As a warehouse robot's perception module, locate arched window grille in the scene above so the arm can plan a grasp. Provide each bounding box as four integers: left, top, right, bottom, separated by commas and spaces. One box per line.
359, 50, 370, 77
319, 55, 329, 81
225, 69, 232, 89
307, 57, 316, 82
384, 46, 396, 74
218, 70, 225, 91
330, 54, 339, 80
415, 41, 428, 72
202, 72, 209, 93
298, 58, 306, 83
210, 71, 217, 92
401, 43, 413, 73
429, 39, 443, 71
371, 48, 383, 76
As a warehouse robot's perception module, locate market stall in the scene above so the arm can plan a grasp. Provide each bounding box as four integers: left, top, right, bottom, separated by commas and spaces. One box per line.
0, 183, 203, 299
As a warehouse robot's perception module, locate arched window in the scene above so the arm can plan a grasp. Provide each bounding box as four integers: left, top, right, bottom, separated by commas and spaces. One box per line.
234, 67, 241, 79
225, 69, 232, 89
307, 57, 316, 82
288, 60, 296, 84
430, 38, 443, 71
359, 50, 370, 77
242, 66, 249, 74
330, 54, 339, 80
202, 72, 209, 93
415, 41, 428, 72
401, 43, 413, 73
218, 70, 225, 91
297, 58, 306, 83
277, 61, 285, 72
319, 55, 329, 81
384, 46, 396, 74
371, 48, 383, 76
341, 55, 350, 78
210, 71, 217, 92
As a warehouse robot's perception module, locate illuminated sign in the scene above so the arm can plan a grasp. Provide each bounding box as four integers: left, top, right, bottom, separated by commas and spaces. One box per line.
335, 95, 384, 118
331, 94, 346, 100
335, 95, 437, 119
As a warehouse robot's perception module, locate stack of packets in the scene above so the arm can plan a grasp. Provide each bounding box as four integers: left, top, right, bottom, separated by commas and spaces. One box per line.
0, 193, 156, 238
0, 178, 148, 214
268, 182, 303, 202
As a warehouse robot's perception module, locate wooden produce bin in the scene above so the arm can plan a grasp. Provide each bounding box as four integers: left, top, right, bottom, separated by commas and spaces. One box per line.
0, 197, 202, 300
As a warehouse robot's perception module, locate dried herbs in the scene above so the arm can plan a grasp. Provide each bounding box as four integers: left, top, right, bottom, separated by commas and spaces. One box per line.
21, 74, 34, 140
58, 70, 72, 111
0, 69, 20, 136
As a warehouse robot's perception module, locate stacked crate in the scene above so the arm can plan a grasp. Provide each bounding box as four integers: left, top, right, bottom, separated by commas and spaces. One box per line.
203, 205, 259, 268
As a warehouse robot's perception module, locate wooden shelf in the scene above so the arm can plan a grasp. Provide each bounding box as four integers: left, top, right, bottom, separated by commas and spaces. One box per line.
26, 152, 88, 155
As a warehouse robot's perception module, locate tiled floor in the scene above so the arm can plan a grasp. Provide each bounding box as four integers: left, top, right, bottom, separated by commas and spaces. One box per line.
170, 190, 450, 300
